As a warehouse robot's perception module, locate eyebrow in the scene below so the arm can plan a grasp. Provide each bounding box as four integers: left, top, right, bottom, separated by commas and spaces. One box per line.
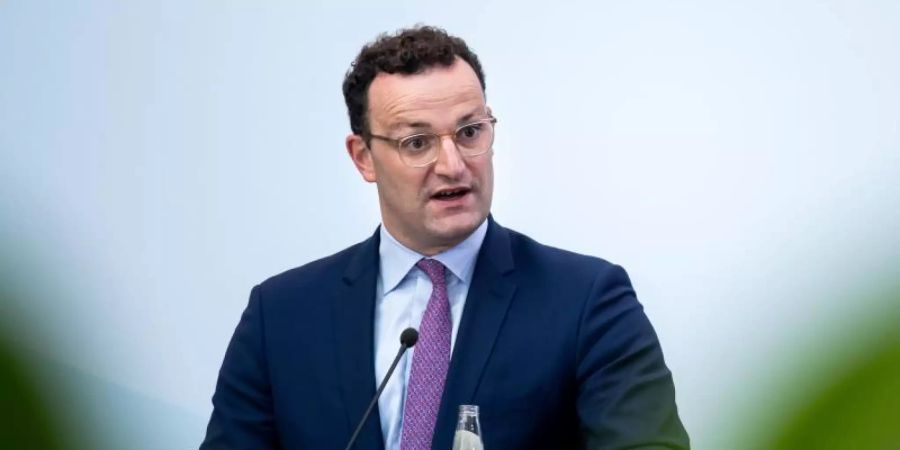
388, 108, 487, 133
389, 120, 430, 131
457, 111, 479, 125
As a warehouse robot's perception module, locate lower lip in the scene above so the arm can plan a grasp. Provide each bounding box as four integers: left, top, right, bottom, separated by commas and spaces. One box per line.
430, 191, 472, 207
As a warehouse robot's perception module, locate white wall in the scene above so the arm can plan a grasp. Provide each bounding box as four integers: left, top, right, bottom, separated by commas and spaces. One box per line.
2, 1, 898, 448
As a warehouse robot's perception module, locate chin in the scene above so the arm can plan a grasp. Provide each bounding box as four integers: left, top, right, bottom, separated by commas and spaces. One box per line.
429, 212, 485, 242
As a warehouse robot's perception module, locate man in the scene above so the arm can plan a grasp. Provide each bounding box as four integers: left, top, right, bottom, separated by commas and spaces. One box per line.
202, 26, 689, 450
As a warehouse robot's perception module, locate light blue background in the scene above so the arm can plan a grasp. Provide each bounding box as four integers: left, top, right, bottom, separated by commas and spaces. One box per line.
1, 1, 898, 448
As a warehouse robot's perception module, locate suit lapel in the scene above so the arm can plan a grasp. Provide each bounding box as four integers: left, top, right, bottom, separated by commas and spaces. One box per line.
332, 228, 385, 450
432, 217, 518, 450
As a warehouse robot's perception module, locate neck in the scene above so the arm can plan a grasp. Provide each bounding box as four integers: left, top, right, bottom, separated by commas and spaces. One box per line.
389, 231, 460, 257
380, 222, 468, 257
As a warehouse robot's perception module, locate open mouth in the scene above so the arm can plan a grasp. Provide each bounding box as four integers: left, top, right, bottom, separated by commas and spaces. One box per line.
431, 187, 471, 201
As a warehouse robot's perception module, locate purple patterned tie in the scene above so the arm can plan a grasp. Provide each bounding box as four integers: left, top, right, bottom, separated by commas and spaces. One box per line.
400, 258, 451, 450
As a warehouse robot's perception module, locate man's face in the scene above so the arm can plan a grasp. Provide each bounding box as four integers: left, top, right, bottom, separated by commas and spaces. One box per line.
347, 58, 494, 256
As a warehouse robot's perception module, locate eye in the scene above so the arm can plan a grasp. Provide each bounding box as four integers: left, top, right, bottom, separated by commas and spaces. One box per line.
400, 135, 433, 153
457, 123, 483, 142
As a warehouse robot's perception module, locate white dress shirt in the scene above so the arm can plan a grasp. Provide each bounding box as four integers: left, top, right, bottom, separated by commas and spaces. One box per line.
374, 220, 489, 450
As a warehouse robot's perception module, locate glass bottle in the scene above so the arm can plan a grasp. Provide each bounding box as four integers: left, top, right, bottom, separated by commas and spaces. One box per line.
452, 404, 484, 450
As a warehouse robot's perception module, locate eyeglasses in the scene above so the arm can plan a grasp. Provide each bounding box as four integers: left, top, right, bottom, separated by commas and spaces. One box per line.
367, 116, 497, 168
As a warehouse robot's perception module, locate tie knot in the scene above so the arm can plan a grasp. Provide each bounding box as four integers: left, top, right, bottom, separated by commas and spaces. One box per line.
416, 258, 446, 285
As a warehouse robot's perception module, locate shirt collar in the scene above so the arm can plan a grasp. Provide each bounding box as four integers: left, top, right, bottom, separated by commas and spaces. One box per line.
378, 219, 489, 295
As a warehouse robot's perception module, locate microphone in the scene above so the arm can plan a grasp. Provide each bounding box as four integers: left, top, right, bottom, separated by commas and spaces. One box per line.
344, 327, 419, 450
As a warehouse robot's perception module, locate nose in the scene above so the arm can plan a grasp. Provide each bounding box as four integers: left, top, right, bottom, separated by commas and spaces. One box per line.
432, 135, 466, 179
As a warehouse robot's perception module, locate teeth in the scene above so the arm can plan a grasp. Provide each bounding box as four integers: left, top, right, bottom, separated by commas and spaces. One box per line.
437, 189, 464, 198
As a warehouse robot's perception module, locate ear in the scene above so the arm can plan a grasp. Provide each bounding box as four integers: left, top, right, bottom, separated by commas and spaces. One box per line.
346, 134, 377, 183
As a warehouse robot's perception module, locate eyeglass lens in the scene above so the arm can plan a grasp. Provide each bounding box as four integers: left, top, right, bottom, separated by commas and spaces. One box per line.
398, 120, 494, 166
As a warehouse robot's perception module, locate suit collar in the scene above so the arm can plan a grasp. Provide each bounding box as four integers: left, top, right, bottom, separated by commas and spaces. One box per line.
342, 226, 381, 283
334, 227, 385, 450
474, 215, 515, 275
432, 215, 518, 449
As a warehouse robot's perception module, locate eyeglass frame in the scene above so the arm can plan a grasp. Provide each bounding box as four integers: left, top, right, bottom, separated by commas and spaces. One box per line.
364, 116, 498, 168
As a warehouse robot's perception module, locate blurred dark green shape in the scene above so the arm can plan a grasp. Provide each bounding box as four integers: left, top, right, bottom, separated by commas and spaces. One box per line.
0, 328, 68, 450
766, 292, 900, 450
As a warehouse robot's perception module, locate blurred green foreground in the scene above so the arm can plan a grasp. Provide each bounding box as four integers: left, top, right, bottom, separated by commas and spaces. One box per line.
1, 270, 898, 449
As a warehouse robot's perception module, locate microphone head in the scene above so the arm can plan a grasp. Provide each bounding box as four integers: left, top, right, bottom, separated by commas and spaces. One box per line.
400, 327, 419, 348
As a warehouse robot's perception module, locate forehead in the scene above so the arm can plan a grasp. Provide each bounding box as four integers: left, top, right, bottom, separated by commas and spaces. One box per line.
367, 58, 486, 132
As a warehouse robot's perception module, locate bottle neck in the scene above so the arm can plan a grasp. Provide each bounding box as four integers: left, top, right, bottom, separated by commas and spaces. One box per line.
453, 405, 484, 450
456, 405, 480, 433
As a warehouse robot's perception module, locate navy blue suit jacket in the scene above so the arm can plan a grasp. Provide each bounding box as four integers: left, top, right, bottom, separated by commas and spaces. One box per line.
202, 218, 689, 449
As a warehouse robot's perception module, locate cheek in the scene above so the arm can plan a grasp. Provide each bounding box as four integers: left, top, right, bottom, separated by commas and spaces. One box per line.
473, 159, 494, 187
374, 158, 413, 193
380, 168, 426, 206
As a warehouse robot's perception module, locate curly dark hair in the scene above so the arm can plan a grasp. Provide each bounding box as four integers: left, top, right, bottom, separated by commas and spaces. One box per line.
342, 25, 486, 137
